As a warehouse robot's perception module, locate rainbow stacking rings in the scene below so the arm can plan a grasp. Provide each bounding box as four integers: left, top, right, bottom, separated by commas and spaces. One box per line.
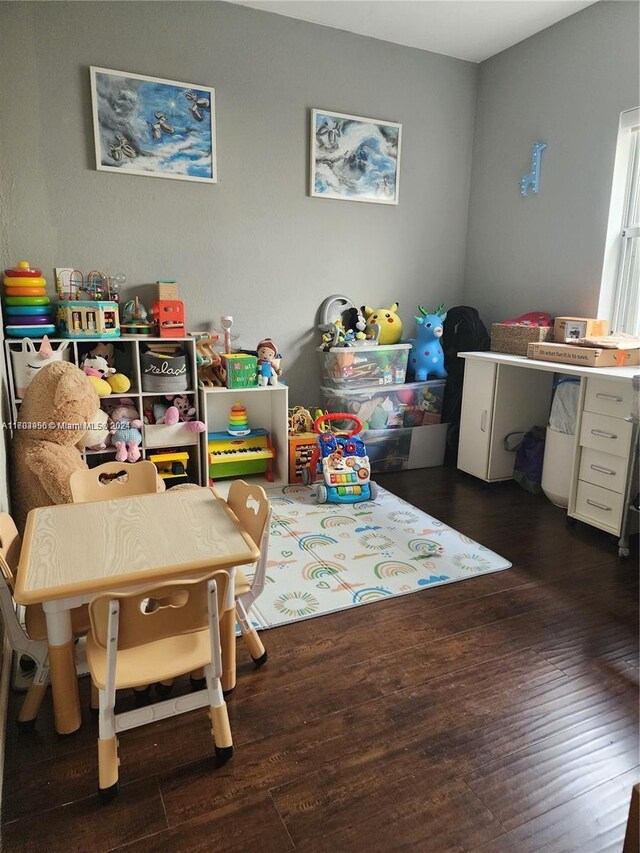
3, 261, 55, 335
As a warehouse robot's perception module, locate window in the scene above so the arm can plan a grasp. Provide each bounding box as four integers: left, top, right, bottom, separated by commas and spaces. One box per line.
599, 108, 640, 335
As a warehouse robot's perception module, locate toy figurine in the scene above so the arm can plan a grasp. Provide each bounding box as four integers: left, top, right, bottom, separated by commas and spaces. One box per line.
103, 397, 143, 463
256, 338, 282, 386
408, 305, 448, 381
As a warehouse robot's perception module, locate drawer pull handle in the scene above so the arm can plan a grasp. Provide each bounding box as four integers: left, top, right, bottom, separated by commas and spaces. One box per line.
590, 464, 616, 476
591, 429, 617, 440
595, 393, 623, 403
480, 410, 488, 432
586, 498, 612, 511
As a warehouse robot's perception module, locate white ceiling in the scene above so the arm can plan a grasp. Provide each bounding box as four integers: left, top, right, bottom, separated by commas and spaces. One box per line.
231, 0, 599, 62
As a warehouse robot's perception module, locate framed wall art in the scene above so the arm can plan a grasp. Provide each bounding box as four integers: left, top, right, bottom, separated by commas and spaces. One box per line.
90, 67, 217, 183
310, 109, 402, 204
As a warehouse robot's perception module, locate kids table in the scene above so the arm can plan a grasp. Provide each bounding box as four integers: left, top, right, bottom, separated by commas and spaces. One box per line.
14, 487, 259, 735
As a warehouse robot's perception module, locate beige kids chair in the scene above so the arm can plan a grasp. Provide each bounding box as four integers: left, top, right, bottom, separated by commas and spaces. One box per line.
0, 513, 91, 728
87, 570, 232, 802
227, 480, 272, 667
71, 460, 166, 707
69, 460, 161, 503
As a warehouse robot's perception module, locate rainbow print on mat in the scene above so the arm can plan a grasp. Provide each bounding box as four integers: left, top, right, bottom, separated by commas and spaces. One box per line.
243, 485, 512, 631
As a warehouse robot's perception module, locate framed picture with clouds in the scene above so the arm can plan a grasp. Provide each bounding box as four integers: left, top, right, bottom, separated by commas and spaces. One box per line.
310, 109, 401, 204
90, 67, 217, 183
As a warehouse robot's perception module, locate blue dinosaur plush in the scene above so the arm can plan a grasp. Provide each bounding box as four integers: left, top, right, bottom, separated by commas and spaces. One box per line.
409, 305, 448, 381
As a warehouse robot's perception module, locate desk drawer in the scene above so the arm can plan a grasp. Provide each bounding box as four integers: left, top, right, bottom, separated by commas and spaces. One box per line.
575, 481, 624, 532
579, 411, 632, 457
578, 447, 628, 493
584, 377, 633, 418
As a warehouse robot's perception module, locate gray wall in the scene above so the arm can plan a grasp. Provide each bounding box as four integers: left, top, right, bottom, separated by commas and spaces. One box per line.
0, 1, 477, 402
464, 0, 640, 328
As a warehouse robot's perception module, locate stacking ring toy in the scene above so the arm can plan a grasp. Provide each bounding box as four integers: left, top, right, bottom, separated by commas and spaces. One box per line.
4, 287, 47, 297
5, 305, 52, 316
4, 262, 42, 278
5, 324, 56, 338
4, 295, 50, 306
2, 276, 47, 288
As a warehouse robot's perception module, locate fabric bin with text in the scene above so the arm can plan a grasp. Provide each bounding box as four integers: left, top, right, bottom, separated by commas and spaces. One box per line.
140, 348, 190, 392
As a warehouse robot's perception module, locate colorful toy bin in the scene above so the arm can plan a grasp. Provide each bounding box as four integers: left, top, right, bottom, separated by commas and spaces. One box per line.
56, 301, 120, 338
321, 380, 445, 430
318, 343, 410, 388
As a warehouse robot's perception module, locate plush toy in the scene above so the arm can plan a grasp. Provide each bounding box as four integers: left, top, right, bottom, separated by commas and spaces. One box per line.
363, 303, 403, 345
344, 307, 368, 342
11, 361, 101, 534
150, 395, 205, 432
103, 397, 143, 463
81, 354, 115, 397
408, 305, 448, 381
76, 408, 110, 451
256, 338, 282, 386
171, 394, 206, 432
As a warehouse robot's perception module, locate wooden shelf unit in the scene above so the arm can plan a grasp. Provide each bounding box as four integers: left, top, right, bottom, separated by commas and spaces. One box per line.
199, 384, 289, 489
4, 336, 204, 485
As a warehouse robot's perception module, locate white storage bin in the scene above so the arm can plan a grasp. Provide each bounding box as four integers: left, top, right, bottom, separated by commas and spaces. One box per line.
541, 427, 574, 507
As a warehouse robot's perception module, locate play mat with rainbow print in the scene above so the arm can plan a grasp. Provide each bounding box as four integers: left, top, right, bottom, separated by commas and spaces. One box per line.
248, 485, 512, 628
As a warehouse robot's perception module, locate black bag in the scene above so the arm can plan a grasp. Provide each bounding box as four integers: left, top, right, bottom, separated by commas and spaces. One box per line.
508, 426, 546, 495
441, 306, 490, 463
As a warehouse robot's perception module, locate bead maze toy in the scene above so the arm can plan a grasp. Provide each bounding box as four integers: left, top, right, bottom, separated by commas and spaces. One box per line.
55, 269, 122, 338
303, 412, 378, 504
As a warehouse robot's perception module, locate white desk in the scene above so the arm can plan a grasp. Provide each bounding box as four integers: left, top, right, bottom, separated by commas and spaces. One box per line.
457, 351, 638, 550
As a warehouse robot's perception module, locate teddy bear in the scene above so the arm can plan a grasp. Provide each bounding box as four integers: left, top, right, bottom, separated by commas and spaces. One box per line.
11, 361, 101, 535
102, 397, 143, 462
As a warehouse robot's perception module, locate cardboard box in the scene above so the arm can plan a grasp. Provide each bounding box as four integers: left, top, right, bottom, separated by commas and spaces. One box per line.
554, 316, 610, 343
527, 342, 640, 368
490, 323, 554, 356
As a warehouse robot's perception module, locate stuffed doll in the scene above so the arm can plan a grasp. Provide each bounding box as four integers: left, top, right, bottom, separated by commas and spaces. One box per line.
103, 397, 143, 463
256, 338, 282, 386
11, 361, 101, 534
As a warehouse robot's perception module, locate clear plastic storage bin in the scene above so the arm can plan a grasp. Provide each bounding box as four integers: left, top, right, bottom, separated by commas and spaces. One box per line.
321, 380, 445, 431
363, 423, 448, 473
318, 343, 411, 388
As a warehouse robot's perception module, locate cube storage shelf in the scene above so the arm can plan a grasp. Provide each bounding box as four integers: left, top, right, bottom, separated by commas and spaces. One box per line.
199, 384, 289, 489
4, 335, 204, 485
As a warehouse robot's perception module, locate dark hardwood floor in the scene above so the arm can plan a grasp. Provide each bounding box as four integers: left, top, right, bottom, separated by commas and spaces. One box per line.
2, 467, 638, 852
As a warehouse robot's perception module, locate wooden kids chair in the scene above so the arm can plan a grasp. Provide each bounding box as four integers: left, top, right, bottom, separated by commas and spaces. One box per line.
227, 480, 272, 667
0, 512, 90, 728
70, 460, 165, 707
69, 460, 160, 503
87, 570, 232, 802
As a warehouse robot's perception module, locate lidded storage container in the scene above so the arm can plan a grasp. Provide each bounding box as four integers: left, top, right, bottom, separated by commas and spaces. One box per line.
321, 380, 445, 431
318, 343, 411, 389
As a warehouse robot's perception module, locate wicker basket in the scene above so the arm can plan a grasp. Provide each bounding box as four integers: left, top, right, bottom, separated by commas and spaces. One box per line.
490, 323, 554, 357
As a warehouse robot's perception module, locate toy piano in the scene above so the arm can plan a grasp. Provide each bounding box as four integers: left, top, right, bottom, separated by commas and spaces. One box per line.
207, 428, 274, 482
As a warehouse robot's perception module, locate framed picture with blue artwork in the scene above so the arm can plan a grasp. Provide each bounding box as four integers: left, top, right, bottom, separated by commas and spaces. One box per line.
310, 109, 402, 205
90, 67, 217, 183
